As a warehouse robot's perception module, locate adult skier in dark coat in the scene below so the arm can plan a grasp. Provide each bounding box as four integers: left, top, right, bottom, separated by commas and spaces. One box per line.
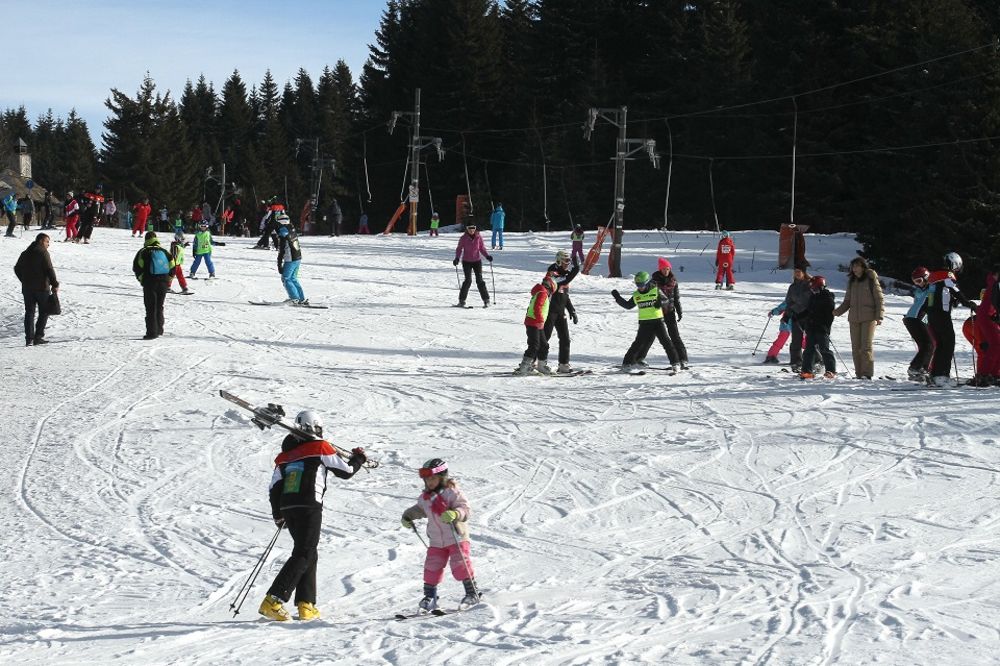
543, 250, 579, 373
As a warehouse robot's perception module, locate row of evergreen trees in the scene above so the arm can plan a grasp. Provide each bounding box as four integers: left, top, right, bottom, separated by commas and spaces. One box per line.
3, 0, 1000, 287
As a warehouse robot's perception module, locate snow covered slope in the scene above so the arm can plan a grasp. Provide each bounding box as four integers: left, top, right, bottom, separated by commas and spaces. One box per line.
1, 227, 996, 665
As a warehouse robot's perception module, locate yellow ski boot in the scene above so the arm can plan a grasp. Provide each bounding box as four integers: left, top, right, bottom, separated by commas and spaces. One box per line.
296, 602, 321, 621
258, 594, 291, 621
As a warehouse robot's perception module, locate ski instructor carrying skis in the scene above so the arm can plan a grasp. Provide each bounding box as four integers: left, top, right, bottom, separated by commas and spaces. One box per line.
258, 412, 367, 622
453, 221, 493, 308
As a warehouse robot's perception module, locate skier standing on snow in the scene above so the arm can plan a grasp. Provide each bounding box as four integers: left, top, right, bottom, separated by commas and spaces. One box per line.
131, 197, 152, 237
715, 231, 736, 290
14, 232, 59, 346
167, 233, 190, 294
453, 222, 493, 307
189, 222, 216, 278
833, 257, 884, 380
132, 231, 174, 340
401, 459, 479, 611
570, 224, 585, 265
275, 213, 307, 305
429, 211, 440, 236
641, 257, 688, 369
798, 276, 837, 379
63, 192, 80, 242
780, 263, 813, 372
613, 271, 680, 372
78, 197, 97, 244
763, 300, 806, 365
258, 412, 367, 622
970, 264, 1000, 385
2, 191, 17, 237
925, 252, 975, 387
515, 274, 557, 375
490, 203, 505, 250
543, 250, 580, 374
902, 267, 933, 381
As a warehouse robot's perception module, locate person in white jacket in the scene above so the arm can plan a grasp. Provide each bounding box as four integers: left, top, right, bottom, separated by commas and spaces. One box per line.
401, 458, 479, 611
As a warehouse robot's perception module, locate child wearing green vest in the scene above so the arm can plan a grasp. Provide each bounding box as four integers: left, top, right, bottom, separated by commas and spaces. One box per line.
612, 271, 679, 372
189, 222, 216, 278
515, 274, 557, 375
429, 212, 441, 237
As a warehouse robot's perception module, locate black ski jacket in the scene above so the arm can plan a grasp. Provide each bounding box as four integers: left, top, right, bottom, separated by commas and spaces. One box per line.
268, 435, 363, 519
801, 289, 835, 333
545, 261, 578, 319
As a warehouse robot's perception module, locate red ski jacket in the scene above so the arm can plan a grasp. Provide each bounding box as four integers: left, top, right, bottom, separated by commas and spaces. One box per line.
716, 237, 735, 267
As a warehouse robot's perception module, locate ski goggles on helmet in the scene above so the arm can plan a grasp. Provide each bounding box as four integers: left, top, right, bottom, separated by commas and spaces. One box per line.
419, 462, 448, 478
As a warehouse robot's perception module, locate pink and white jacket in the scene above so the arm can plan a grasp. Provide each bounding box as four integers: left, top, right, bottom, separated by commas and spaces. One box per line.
402, 483, 471, 548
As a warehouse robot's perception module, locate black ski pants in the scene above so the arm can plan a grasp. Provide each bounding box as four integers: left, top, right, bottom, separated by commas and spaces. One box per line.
903, 316, 934, 372
788, 315, 805, 366
624, 319, 678, 366
22, 289, 49, 343
4, 209, 16, 236
142, 278, 169, 338
524, 325, 549, 361
638, 311, 686, 364
801, 327, 835, 373
543, 314, 570, 364
927, 309, 955, 377
268, 507, 323, 605
459, 261, 489, 305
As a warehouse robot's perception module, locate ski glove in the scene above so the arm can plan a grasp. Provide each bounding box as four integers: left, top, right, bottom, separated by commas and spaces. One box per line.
349, 447, 367, 465
401, 518, 414, 529
440, 510, 459, 524
274, 517, 285, 528
453, 258, 460, 266
486, 255, 493, 263
571, 312, 578, 325
611, 289, 620, 298
676, 312, 682, 322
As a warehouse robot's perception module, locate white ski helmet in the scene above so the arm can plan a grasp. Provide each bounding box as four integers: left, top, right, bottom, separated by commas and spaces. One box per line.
294, 410, 323, 437
943, 251, 963, 274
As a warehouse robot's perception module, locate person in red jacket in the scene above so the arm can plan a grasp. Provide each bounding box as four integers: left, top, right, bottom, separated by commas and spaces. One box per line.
63, 192, 80, 242
515, 274, 557, 375
132, 197, 152, 237
715, 230, 736, 290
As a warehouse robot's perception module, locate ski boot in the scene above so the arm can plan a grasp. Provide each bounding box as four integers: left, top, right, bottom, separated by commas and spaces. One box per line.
680, 361, 690, 370
799, 372, 815, 380
670, 364, 679, 375
536, 361, 553, 375
296, 602, 320, 621
907, 367, 927, 382
714, 283, 722, 290
823, 371, 836, 379
930, 375, 952, 388
514, 356, 536, 376
459, 579, 480, 608
418, 596, 438, 613
726, 284, 735, 291
258, 594, 291, 621
557, 363, 574, 374
762, 355, 779, 365
635, 360, 649, 368
790, 363, 802, 374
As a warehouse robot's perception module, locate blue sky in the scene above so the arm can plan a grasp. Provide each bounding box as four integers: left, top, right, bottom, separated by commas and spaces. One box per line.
3, 0, 386, 147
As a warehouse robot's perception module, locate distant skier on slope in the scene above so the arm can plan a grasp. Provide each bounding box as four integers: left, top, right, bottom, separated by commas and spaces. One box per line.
275, 213, 307, 305
613, 271, 679, 372
258, 412, 367, 622
401, 459, 480, 612
543, 250, 580, 374
715, 231, 736, 290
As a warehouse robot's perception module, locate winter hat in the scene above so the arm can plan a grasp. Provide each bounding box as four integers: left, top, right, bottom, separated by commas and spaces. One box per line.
657, 257, 672, 273
794, 261, 809, 272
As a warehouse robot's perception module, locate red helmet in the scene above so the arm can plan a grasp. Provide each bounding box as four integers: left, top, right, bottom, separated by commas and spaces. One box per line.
911, 266, 930, 282
809, 276, 826, 292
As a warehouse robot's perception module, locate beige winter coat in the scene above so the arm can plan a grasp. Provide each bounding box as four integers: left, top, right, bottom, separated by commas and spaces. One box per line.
833, 268, 885, 323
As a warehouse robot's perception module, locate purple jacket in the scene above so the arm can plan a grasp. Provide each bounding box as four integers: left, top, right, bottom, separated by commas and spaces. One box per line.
455, 232, 490, 263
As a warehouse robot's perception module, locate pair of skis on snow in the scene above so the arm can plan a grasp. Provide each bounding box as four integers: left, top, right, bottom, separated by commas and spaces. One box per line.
248, 300, 329, 309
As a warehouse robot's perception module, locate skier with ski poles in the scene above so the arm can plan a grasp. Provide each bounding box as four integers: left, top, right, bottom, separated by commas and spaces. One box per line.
258, 411, 367, 621
926, 252, 976, 387
453, 221, 493, 308
543, 250, 580, 374
613, 271, 680, 373
762, 300, 806, 365
400, 459, 480, 612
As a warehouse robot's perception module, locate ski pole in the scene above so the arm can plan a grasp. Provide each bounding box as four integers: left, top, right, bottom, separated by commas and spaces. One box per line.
450, 523, 479, 599
454, 264, 461, 291
230, 524, 282, 617
489, 260, 496, 304
751, 316, 772, 356
829, 337, 848, 371
410, 523, 428, 548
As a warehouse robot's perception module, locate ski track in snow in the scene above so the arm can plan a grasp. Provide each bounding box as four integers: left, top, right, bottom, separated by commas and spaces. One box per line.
1, 229, 998, 665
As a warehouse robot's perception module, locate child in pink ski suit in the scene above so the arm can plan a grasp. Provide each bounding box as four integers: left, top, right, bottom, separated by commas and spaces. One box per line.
763, 300, 806, 363
401, 458, 479, 611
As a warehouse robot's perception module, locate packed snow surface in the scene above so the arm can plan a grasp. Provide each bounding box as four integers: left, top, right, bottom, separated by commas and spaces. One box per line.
1, 227, 997, 665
